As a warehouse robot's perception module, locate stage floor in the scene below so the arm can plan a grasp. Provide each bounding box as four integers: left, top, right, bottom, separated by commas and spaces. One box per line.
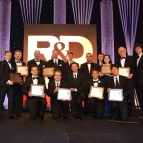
0, 110, 143, 143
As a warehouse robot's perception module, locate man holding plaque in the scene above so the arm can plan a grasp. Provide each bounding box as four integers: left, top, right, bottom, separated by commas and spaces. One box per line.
86, 69, 106, 120
107, 64, 130, 121
22, 66, 46, 120
134, 44, 143, 119
0, 51, 18, 120
46, 49, 65, 80
80, 53, 99, 115
115, 46, 136, 118
67, 63, 86, 120
11, 50, 26, 118
47, 70, 69, 119
27, 50, 46, 77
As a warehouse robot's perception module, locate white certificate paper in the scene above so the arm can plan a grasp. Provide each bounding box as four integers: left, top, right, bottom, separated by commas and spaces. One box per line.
119, 67, 130, 77
31, 84, 44, 97
57, 88, 71, 101
90, 86, 104, 99
108, 89, 123, 101
17, 66, 28, 76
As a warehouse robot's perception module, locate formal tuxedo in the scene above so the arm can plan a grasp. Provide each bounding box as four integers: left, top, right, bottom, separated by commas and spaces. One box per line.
79, 62, 99, 114
66, 72, 86, 117
47, 80, 69, 119
135, 54, 143, 112
86, 78, 106, 119
65, 61, 79, 77
0, 60, 15, 117
97, 61, 103, 72
107, 75, 130, 120
22, 76, 46, 120
11, 59, 26, 115
27, 59, 46, 77
46, 59, 65, 80
115, 56, 136, 116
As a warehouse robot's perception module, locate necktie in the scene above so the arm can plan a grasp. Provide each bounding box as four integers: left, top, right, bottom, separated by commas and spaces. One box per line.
74, 75, 77, 81
121, 57, 125, 59
33, 77, 38, 80
57, 82, 59, 87
115, 78, 119, 88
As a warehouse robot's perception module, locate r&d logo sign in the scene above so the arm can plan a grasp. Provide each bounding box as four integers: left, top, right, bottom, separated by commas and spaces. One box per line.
24, 24, 97, 65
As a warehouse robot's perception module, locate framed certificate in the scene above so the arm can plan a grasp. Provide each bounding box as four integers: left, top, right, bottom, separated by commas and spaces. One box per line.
16, 65, 28, 76
10, 73, 23, 84
42, 67, 54, 76
90, 86, 104, 99
119, 67, 130, 77
30, 84, 45, 97
101, 65, 111, 74
108, 89, 123, 101
57, 88, 71, 101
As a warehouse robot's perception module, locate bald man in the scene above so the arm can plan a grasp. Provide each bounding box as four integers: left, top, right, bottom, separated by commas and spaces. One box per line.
115, 46, 136, 118
27, 50, 47, 77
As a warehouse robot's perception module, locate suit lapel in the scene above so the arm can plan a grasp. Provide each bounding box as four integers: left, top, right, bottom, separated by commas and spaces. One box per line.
138, 54, 143, 67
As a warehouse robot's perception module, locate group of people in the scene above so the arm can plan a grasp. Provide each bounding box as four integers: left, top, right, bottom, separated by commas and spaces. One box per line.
0, 43, 143, 122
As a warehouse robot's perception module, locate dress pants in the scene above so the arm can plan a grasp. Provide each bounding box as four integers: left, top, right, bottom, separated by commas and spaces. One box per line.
51, 97, 69, 119
0, 86, 14, 116
71, 92, 82, 118
89, 98, 104, 119
28, 97, 46, 120
110, 100, 127, 120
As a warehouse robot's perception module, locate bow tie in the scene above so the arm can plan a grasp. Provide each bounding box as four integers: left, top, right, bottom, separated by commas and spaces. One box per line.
16, 61, 20, 63
7, 61, 11, 63
120, 57, 125, 59
93, 81, 98, 83
87, 62, 91, 64
35, 60, 40, 62
33, 77, 38, 80
137, 56, 140, 59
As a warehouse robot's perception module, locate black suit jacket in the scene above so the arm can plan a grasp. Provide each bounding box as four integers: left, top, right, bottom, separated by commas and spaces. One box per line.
107, 75, 129, 100
22, 76, 46, 107
65, 61, 79, 76
66, 72, 86, 99
79, 62, 99, 80
27, 59, 46, 77
135, 54, 143, 85
46, 59, 65, 80
85, 78, 106, 98
47, 80, 69, 98
0, 60, 15, 87
115, 56, 135, 75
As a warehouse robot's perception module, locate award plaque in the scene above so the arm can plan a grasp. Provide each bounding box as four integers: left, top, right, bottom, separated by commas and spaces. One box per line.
101, 65, 111, 74
16, 65, 28, 76
90, 86, 104, 99
10, 73, 23, 83
108, 89, 123, 101
42, 67, 55, 76
57, 88, 71, 101
119, 67, 130, 77
30, 84, 45, 97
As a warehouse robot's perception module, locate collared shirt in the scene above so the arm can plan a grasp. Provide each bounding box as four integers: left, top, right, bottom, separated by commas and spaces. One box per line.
15, 59, 22, 66
120, 55, 126, 67
53, 58, 58, 65
93, 78, 99, 87
55, 81, 61, 87
6, 59, 12, 69
35, 59, 40, 65
32, 76, 38, 85
73, 72, 78, 78
137, 53, 143, 66
113, 75, 119, 86
68, 61, 73, 65
87, 62, 91, 73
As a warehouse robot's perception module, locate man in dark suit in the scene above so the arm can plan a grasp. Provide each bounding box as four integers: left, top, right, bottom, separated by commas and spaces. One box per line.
46, 49, 65, 80
22, 66, 46, 120
47, 70, 69, 119
107, 64, 130, 121
86, 69, 106, 120
66, 63, 86, 120
11, 50, 26, 118
115, 46, 136, 118
65, 52, 78, 76
0, 51, 18, 120
134, 44, 143, 119
27, 50, 46, 77
97, 53, 104, 71
79, 53, 99, 115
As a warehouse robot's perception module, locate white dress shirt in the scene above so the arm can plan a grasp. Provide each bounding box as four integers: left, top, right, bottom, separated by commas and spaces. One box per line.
137, 53, 142, 66
55, 81, 61, 87
120, 56, 126, 67
93, 78, 99, 87
6, 60, 12, 69
32, 76, 38, 85
35, 59, 40, 65
113, 75, 119, 86
53, 58, 58, 65
87, 62, 91, 73
15, 59, 22, 66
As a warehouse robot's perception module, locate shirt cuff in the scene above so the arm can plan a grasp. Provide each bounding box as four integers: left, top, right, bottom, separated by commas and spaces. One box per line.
74, 88, 77, 92
6, 80, 10, 84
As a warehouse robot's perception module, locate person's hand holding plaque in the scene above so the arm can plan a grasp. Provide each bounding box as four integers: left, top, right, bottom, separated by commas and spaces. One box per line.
8, 80, 13, 85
